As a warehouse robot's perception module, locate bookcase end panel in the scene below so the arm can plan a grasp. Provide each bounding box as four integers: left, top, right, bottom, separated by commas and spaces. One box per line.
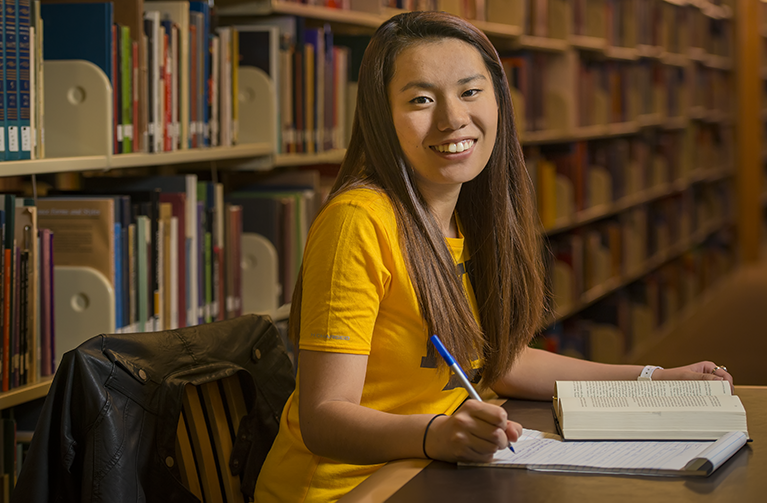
43, 60, 112, 158
238, 66, 277, 153
53, 266, 116, 369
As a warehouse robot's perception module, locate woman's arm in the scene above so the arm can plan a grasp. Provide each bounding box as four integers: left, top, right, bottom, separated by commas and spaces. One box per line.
298, 350, 521, 465
490, 347, 733, 401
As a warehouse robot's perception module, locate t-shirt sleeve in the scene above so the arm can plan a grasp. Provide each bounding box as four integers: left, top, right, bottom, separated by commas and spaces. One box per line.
299, 198, 393, 355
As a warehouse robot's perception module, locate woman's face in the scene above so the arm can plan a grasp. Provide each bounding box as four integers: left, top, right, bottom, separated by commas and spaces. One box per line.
388, 38, 498, 200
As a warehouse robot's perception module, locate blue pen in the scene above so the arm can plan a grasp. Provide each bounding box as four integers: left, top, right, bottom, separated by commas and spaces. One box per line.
429, 334, 515, 453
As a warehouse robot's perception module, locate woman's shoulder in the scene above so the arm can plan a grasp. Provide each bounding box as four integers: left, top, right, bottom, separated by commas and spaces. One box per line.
323, 187, 396, 221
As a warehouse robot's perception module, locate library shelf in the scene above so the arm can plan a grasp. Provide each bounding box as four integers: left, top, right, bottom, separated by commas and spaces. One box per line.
626, 273, 729, 364
219, 0, 382, 28
273, 149, 346, 167
469, 19, 523, 39
663, 116, 689, 130
605, 46, 639, 61
0, 156, 108, 177
0, 378, 53, 411
544, 166, 733, 236
661, 52, 690, 67
108, 143, 273, 169
705, 55, 733, 71
549, 218, 730, 326
636, 44, 665, 59
0, 144, 273, 177
517, 35, 568, 53
569, 35, 607, 52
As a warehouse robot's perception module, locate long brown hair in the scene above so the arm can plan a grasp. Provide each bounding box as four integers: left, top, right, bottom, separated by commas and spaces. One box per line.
290, 11, 545, 388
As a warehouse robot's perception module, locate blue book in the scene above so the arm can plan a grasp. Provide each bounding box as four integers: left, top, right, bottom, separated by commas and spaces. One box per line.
188, 2, 209, 147
40, 2, 113, 82
17, 0, 30, 159
0, 1, 5, 161
4, 0, 18, 160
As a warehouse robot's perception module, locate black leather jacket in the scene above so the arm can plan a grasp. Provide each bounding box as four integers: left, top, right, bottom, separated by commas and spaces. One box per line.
12, 314, 295, 502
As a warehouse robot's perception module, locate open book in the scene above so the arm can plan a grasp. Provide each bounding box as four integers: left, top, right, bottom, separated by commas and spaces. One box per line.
553, 380, 748, 440
463, 429, 748, 477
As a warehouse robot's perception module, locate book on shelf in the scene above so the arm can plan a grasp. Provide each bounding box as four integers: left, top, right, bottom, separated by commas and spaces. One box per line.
553, 380, 749, 441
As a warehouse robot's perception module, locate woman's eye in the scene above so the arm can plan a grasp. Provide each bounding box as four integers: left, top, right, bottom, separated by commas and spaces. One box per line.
410, 96, 431, 105
462, 89, 481, 98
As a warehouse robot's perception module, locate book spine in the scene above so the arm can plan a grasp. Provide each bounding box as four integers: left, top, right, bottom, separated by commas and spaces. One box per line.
4, 1, 18, 161
112, 24, 119, 154
132, 41, 139, 153
17, 0, 29, 160
2, 196, 14, 390
163, 29, 171, 152
0, 1, 5, 161
121, 26, 132, 153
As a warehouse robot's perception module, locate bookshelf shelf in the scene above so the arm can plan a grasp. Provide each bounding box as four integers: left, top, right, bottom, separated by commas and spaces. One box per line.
273, 149, 346, 167
518, 35, 568, 52
626, 274, 729, 364
544, 167, 733, 236
605, 46, 639, 61
0, 156, 108, 177
636, 44, 665, 59
219, 0, 383, 28
661, 52, 690, 67
569, 35, 607, 52
0, 144, 273, 176
0, 378, 53, 411
108, 143, 273, 169
550, 218, 729, 325
705, 55, 733, 70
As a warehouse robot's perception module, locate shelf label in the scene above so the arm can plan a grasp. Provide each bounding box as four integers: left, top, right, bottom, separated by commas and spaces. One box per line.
8, 126, 18, 152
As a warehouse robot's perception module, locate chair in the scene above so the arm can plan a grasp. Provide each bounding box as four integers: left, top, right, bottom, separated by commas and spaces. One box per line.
12, 314, 295, 503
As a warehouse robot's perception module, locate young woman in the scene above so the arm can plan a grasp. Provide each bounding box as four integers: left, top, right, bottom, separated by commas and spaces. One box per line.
254, 11, 733, 502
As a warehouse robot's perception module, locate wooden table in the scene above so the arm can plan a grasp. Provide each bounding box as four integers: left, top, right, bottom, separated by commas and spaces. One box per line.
341, 386, 767, 503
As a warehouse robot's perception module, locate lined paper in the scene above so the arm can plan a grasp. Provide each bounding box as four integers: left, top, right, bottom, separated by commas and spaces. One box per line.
464, 429, 747, 476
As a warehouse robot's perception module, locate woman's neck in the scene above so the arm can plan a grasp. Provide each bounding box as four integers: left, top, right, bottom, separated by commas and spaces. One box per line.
420, 187, 460, 238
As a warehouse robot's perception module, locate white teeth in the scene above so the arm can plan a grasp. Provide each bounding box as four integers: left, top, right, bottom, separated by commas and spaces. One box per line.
434, 140, 473, 153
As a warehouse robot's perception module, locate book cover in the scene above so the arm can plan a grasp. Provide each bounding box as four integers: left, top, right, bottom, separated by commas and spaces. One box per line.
40, 2, 113, 81
37, 198, 116, 300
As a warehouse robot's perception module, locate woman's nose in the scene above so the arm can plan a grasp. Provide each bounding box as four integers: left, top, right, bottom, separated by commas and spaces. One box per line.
436, 98, 469, 131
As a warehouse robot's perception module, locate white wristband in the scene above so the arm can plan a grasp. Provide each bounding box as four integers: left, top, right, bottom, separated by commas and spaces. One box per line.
638, 365, 663, 381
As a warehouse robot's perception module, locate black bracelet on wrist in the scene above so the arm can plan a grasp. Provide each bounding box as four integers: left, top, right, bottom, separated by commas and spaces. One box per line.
422, 414, 446, 460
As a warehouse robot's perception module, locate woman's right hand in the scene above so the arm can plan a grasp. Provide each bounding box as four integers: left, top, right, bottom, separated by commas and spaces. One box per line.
423, 400, 522, 463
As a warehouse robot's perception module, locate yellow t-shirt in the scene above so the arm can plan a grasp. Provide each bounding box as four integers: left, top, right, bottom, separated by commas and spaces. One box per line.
255, 188, 480, 503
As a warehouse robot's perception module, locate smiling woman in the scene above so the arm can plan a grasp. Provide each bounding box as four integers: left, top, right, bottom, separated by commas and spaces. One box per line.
388, 38, 499, 238
253, 10, 730, 503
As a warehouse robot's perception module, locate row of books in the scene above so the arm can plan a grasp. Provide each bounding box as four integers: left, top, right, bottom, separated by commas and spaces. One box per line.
525, 130, 732, 230
538, 240, 735, 362
573, 0, 732, 58
0, 410, 28, 499
40, 1, 242, 155
546, 183, 733, 315
503, 50, 731, 135
246, 16, 357, 154
0, 1, 44, 161
0, 194, 56, 392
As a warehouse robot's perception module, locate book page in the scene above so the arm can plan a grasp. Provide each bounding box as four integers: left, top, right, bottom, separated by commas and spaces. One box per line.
555, 380, 732, 399
559, 394, 742, 410
467, 429, 747, 476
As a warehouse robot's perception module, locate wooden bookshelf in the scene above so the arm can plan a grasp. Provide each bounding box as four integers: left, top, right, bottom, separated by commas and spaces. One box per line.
0, 378, 53, 411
